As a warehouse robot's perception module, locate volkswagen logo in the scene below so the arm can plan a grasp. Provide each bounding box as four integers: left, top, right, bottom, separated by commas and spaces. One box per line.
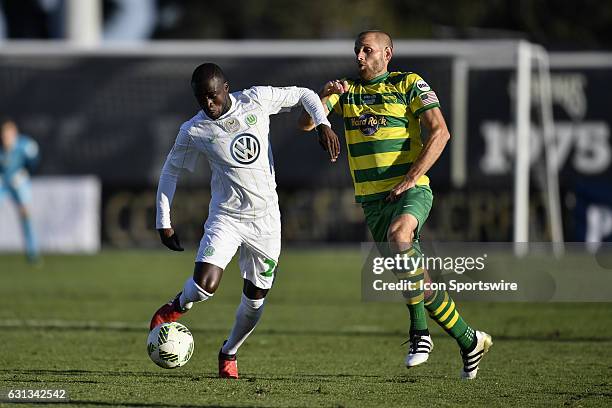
230, 133, 260, 164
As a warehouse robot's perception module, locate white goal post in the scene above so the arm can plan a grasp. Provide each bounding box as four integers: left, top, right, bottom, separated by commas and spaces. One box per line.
514, 42, 564, 257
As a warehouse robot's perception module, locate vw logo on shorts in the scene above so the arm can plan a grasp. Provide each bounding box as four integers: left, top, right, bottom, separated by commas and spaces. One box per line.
230, 133, 260, 164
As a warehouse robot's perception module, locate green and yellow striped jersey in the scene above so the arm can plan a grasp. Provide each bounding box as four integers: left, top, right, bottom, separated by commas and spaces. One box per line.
326, 71, 440, 202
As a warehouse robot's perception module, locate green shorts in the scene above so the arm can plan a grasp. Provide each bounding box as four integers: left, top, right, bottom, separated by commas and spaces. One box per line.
361, 185, 433, 243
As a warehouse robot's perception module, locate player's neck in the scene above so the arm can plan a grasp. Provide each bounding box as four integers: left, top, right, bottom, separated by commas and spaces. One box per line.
220, 97, 232, 117
1, 140, 15, 151
361, 70, 389, 83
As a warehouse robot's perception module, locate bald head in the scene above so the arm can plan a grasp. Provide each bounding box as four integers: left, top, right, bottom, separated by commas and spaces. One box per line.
357, 30, 393, 50
354, 30, 394, 81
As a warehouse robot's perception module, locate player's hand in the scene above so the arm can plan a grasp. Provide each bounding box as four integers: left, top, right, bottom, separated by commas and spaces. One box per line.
319, 80, 349, 97
158, 228, 184, 251
316, 124, 340, 163
385, 176, 417, 202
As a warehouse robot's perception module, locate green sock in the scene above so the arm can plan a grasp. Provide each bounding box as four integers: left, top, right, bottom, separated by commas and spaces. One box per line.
393, 244, 428, 334
424, 289, 475, 350
405, 271, 428, 334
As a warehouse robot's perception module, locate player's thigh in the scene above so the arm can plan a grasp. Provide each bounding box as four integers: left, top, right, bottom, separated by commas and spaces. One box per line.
239, 214, 281, 291
8, 182, 32, 210
195, 214, 242, 270
389, 185, 433, 241
387, 213, 419, 245
0, 184, 8, 205
362, 201, 391, 244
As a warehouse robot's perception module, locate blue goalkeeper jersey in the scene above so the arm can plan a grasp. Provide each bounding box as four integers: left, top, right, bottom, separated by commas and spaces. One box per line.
0, 134, 40, 185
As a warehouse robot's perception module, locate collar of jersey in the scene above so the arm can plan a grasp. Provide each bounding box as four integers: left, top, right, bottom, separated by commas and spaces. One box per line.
360, 71, 390, 85
202, 93, 237, 121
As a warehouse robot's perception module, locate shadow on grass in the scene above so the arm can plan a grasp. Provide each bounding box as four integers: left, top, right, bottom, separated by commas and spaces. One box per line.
0, 368, 451, 385
2, 323, 612, 343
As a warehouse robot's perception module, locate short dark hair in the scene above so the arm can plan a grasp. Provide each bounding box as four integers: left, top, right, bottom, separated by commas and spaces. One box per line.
357, 30, 393, 49
191, 63, 227, 90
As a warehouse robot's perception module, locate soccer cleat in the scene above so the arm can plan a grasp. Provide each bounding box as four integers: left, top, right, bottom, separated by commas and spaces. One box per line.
404, 334, 434, 368
460, 330, 493, 380
149, 292, 191, 330
218, 342, 239, 379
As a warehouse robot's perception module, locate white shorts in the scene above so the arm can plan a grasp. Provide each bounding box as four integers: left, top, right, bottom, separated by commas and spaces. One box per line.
195, 210, 281, 290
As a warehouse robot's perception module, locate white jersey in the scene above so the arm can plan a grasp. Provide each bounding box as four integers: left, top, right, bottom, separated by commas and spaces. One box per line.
156, 86, 331, 228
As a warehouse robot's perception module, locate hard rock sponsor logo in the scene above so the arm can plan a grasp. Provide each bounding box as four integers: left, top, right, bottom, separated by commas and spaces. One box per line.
351, 114, 387, 136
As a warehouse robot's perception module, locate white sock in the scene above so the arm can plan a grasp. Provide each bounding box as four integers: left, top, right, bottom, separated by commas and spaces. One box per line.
179, 278, 213, 310
221, 294, 265, 355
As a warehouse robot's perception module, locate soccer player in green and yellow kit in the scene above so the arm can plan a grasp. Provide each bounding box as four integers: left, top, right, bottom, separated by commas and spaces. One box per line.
299, 30, 492, 379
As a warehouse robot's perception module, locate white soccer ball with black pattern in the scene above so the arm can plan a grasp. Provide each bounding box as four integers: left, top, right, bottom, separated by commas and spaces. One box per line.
147, 322, 194, 369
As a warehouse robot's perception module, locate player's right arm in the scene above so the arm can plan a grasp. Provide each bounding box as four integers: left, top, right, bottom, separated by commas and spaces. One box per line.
297, 80, 348, 131
156, 128, 200, 251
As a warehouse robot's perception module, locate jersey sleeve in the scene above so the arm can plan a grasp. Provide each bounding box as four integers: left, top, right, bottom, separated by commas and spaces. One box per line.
156, 128, 200, 229
407, 74, 441, 117
251, 86, 331, 127
250, 86, 306, 115
325, 93, 343, 115
167, 128, 200, 172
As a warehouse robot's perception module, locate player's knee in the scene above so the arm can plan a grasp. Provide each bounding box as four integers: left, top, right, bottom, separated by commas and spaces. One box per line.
388, 227, 415, 246
18, 205, 30, 218
197, 276, 220, 294
193, 263, 223, 294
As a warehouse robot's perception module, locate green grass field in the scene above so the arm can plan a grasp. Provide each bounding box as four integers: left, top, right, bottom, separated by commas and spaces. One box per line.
1, 249, 611, 407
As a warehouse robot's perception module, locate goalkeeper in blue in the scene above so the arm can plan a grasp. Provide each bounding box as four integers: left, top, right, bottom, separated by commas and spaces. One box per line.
0, 118, 40, 262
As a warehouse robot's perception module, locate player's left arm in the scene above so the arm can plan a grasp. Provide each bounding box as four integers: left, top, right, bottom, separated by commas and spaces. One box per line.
386, 107, 450, 201
257, 86, 340, 162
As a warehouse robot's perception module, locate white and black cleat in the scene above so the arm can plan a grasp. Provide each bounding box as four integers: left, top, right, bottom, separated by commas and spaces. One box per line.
460, 330, 493, 380
404, 334, 434, 368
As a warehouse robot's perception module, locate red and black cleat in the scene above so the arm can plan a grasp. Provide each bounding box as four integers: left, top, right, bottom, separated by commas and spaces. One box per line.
218, 342, 238, 379
149, 292, 189, 330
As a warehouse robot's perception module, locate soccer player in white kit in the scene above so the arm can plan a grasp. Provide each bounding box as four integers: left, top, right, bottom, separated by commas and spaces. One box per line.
149, 63, 341, 379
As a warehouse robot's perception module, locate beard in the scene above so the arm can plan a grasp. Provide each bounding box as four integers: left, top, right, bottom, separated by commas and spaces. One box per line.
359, 58, 385, 80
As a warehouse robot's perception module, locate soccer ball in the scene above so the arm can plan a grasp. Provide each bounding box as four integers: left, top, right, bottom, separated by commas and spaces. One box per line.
147, 322, 194, 369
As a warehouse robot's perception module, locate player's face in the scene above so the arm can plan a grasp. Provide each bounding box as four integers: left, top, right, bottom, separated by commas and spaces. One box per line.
0, 122, 17, 149
354, 33, 391, 80
193, 77, 230, 120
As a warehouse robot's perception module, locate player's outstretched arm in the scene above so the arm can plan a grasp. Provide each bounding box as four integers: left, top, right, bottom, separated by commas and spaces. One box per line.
156, 157, 184, 251
298, 80, 347, 131
386, 107, 451, 201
